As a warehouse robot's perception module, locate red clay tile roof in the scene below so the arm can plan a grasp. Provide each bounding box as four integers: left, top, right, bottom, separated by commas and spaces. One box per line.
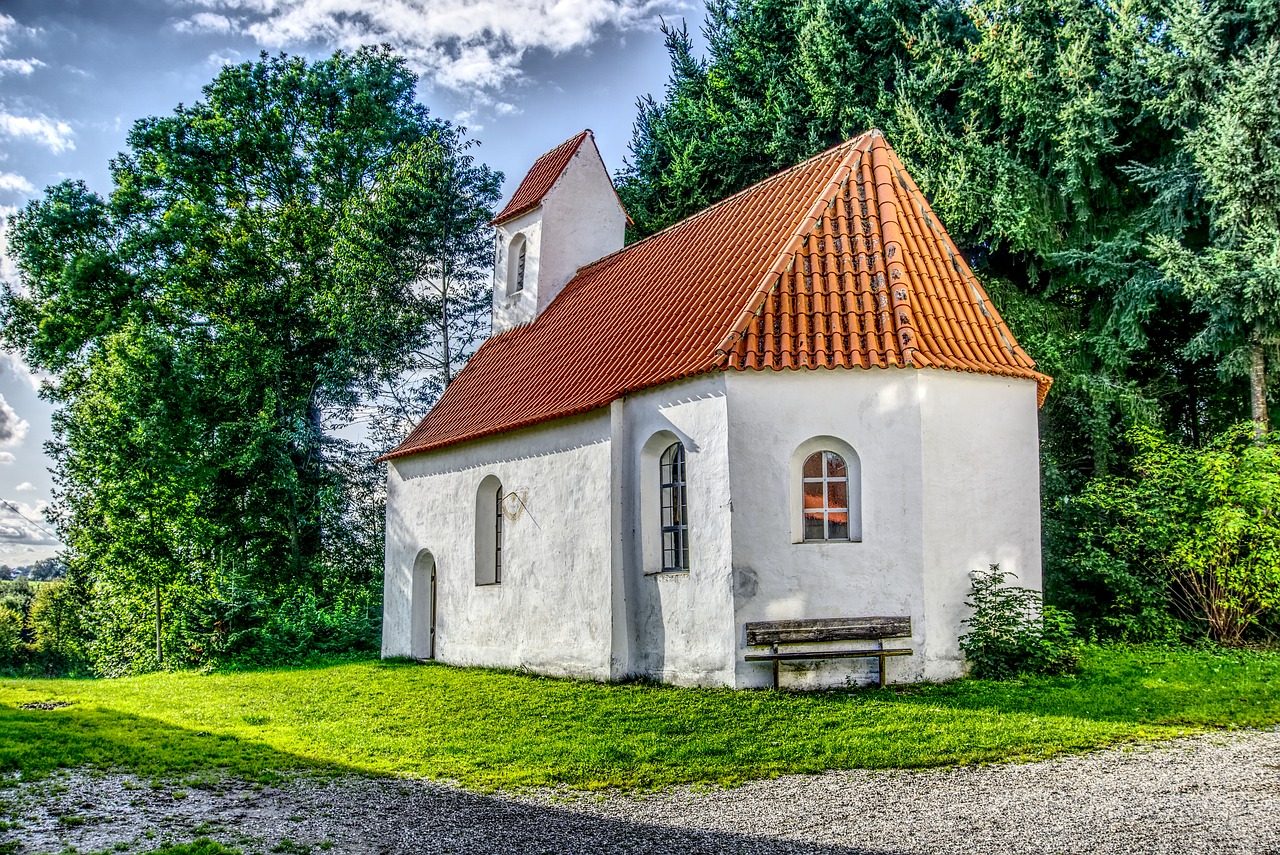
385, 130, 1051, 461
490, 130, 591, 225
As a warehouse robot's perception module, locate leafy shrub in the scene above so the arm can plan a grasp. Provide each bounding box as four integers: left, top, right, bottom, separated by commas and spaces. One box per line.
73, 570, 381, 675
0, 576, 93, 675
1045, 541, 1186, 643
221, 588, 380, 668
0, 606, 24, 667
960, 565, 1082, 680
1068, 424, 1280, 644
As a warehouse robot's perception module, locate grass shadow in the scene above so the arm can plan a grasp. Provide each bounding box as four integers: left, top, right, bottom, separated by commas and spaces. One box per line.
1, 645, 1278, 791
0, 702, 344, 782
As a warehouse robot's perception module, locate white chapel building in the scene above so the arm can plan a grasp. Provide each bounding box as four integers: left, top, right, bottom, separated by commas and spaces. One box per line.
379, 129, 1051, 688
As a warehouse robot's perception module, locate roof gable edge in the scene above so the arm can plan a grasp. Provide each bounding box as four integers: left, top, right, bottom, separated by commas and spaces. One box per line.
490, 130, 590, 226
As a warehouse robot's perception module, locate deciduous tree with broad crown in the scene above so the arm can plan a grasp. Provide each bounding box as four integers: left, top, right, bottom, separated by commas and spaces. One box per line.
0, 47, 501, 671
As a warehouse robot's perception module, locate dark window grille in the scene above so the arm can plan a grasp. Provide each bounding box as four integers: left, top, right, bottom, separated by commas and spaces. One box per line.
514, 243, 526, 293
494, 487, 504, 583
660, 442, 690, 572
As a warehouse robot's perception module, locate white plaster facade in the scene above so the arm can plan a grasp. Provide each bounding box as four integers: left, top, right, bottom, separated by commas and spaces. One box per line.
383, 367, 1042, 687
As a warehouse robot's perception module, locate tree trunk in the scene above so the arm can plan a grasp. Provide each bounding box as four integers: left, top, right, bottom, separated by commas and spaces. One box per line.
155, 580, 162, 664
296, 396, 326, 591
441, 293, 451, 385
1250, 328, 1269, 439
441, 184, 454, 386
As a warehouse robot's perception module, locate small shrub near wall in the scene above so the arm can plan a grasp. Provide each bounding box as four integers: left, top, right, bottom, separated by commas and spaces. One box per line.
961, 565, 1082, 680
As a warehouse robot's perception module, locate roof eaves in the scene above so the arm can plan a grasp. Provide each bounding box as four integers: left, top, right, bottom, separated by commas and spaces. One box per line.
378, 363, 723, 461
489, 199, 543, 227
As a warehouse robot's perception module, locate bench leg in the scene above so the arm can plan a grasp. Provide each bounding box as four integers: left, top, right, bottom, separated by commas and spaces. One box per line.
878, 654, 887, 689
772, 658, 779, 690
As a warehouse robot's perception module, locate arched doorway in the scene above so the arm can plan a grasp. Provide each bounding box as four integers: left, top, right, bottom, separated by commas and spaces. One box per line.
411, 549, 437, 660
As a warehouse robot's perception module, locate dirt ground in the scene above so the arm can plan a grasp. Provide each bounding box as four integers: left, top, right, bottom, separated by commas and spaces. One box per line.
6, 728, 1280, 854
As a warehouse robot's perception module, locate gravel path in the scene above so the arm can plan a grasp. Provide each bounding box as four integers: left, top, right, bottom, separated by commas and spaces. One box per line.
7, 728, 1279, 854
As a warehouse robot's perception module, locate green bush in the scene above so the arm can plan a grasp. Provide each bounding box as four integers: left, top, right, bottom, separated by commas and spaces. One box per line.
0, 606, 24, 667
70, 571, 380, 675
960, 565, 1082, 680
221, 588, 380, 668
30, 579, 89, 667
1046, 542, 1185, 643
1067, 424, 1280, 644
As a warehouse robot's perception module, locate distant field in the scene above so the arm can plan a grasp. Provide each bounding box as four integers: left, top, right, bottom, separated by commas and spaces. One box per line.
1, 645, 1278, 791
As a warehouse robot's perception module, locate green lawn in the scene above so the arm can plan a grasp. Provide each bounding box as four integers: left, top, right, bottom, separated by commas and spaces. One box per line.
1, 645, 1277, 790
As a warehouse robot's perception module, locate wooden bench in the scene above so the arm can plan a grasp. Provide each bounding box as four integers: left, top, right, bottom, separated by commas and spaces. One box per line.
744, 616, 913, 689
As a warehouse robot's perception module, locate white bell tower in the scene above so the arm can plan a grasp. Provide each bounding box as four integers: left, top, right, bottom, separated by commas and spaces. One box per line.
490, 130, 629, 334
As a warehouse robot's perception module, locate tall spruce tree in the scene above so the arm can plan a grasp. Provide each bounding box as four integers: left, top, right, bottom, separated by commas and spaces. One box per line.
1151, 38, 1280, 434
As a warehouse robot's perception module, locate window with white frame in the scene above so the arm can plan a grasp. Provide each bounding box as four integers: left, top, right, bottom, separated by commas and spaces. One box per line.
660, 442, 690, 572
802, 450, 851, 541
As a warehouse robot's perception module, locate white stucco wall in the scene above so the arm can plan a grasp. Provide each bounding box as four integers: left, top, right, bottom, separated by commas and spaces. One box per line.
723, 367, 1042, 688
724, 368, 928, 688
612, 373, 737, 687
383, 365, 1042, 690
538, 137, 628, 314
383, 411, 616, 680
491, 208, 543, 333
918, 370, 1042, 679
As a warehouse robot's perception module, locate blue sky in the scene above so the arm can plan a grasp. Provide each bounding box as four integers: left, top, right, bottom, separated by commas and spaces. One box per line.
0, 0, 699, 566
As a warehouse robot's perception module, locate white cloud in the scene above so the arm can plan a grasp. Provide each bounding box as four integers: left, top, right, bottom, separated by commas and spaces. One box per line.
0, 112, 74, 154
172, 0, 670, 91
0, 15, 42, 77
0, 173, 32, 194
0, 57, 43, 76
175, 12, 237, 34
0, 452, 12, 464
0, 394, 28, 447
0, 353, 44, 393
14, 482, 33, 492
0, 497, 59, 547
207, 49, 243, 67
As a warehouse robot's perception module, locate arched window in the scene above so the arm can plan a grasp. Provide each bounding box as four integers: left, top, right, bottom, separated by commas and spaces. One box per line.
660, 442, 690, 572
802, 450, 851, 541
507, 235, 527, 295
475, 475, 503, 585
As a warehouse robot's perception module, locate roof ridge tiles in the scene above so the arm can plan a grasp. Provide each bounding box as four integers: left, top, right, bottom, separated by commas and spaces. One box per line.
573, 130, 878, 283
713, 134, 871, 364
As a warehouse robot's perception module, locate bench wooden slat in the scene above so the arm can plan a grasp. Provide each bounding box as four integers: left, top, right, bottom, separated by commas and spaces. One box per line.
744, 648, 914, 663
744, 615, 910, 645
